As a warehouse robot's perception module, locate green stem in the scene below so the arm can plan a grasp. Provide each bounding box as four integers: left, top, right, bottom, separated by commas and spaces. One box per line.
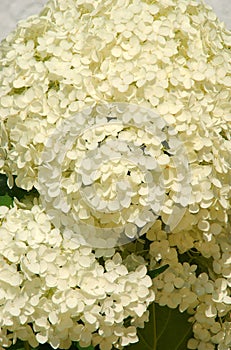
24, 341, 30, 350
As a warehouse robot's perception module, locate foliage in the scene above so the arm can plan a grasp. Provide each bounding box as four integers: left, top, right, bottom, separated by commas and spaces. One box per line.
128, 304, 193, 350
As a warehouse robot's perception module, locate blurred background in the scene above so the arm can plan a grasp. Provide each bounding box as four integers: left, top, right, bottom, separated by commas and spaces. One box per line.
0, 0, 230, 42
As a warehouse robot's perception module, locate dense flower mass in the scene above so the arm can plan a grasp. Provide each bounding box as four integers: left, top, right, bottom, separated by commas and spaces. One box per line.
0, 0, 230, 349
38, 102, 191, 248
0, 204, 154, 349
146, 219, 231, 350
0, 0, 230, 204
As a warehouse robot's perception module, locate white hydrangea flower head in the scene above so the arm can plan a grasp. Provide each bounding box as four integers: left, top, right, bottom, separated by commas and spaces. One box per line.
147, 215, 231, 349
0, 0, 230, 237
0, 204, 154, 349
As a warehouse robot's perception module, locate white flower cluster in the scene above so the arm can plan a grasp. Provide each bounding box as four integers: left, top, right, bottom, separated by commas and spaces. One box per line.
0, 0, 230, 349
0, 204, 154, 350
147, 219, 231, 350
0, 0, 230, 204
38, 102, 190, 247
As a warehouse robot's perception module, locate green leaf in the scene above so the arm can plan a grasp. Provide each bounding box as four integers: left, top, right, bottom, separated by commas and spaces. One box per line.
148, 264, 169, 279
0, 194, 13, 208
0, 173, 8, 196
8, 340, 25, 350
128, 303, 193, 350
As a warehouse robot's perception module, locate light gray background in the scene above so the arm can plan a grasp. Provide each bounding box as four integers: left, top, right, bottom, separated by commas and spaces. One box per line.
0, 0, 230, 42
